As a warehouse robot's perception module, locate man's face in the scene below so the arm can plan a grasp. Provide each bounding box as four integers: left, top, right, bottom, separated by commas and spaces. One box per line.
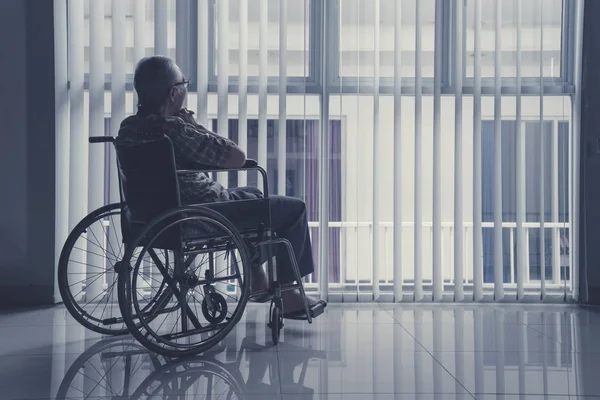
166, 64, 188, 115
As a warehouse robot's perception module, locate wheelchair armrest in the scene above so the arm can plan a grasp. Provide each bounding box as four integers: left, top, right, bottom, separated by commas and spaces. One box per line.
89, 136, 115, 144
178, 159, 259, 174
177, 159, 269, 196
242, 159, 258, 168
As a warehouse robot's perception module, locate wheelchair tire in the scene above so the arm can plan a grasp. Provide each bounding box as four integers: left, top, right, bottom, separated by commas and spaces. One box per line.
118, 205, 252, 358
201, 292, 228, 324
58, 203, 172, 335
269, 302, 283, 345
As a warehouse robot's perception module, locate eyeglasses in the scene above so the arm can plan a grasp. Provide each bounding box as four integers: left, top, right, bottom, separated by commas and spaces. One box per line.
173, 78, 190, 89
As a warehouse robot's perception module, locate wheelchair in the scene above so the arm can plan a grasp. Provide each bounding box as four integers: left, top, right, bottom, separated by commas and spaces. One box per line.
57, 135, 326, 357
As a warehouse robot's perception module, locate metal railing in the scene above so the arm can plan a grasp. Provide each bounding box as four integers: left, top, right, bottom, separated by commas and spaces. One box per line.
84, 219, 570, 302
305, 221, 571, 297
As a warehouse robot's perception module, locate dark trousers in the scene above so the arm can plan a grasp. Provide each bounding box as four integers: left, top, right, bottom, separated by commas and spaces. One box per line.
227, 187, 315, 284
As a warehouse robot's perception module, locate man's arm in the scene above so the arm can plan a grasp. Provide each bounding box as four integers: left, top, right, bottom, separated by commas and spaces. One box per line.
176, 109, 220, 137
172, 109, 246, 168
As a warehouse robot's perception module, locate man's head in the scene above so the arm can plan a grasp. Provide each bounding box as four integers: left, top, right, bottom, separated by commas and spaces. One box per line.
133, 56, 188, 116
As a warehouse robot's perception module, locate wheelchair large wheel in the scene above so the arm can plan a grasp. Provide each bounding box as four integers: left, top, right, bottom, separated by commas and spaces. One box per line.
118, 206, 252, 357
58, 203, 172, 335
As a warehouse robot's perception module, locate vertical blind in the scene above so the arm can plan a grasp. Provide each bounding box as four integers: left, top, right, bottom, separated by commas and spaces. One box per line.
55, 0, 583, 303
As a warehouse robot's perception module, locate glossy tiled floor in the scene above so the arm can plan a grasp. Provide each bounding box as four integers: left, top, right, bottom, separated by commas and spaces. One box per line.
1, 302, 599, 399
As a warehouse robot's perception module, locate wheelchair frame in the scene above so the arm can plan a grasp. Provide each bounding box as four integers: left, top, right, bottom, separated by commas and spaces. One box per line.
57, 135, 324, 357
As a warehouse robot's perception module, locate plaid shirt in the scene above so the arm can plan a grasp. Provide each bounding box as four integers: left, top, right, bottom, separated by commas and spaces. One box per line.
116, 111, 233, 204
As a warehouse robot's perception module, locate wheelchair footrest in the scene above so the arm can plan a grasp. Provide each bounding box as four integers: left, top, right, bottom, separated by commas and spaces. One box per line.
310, 300, 326, 319
283, 300, 327, 321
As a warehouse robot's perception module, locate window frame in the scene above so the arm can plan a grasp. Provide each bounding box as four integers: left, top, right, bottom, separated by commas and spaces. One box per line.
324, 0, 577, 96
326, 0, 454, 94
198, 0, 322, 95
454, 0, 576, 95
77, 0, 578, 97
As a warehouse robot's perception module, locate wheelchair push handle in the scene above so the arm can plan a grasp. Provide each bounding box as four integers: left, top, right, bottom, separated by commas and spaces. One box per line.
89, 136, 115, 144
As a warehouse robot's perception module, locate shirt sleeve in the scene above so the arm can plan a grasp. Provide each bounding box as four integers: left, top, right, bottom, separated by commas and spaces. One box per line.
168, 120, 235, 168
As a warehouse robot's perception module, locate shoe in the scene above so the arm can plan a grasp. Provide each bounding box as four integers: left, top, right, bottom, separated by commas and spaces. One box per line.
283, 300, 327, 320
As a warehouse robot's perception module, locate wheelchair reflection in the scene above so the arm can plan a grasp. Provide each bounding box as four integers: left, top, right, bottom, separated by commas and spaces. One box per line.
55, 334, 326, 399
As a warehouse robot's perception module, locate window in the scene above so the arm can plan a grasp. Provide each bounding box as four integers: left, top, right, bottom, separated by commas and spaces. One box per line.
465, 0, 565, 79
212, 0, 312, 79
62, 0, 583, 301
82, 0, 178, 86
333, 0, 439, 80
481, 120, 570, 283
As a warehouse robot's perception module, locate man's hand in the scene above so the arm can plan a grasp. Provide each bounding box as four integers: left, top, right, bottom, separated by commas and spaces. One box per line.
176, 108, 199, 126
176, 108, 230, 139
175, 108, 247, 168
176, 108, 217, 136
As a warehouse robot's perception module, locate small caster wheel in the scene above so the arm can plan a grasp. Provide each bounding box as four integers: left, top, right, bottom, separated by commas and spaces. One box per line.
201, 292, 228, 324
268, 301, 283, 345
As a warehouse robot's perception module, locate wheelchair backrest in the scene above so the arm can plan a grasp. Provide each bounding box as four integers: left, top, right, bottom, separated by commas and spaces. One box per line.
115, 136, 181, 240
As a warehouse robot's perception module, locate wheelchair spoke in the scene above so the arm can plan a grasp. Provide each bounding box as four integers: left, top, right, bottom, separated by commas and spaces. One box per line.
69, 370, 109, 396
76, 361, 117, 395
166, 307, 184, 339
212, 286, 242, 304
143, 289, 185, 339
81, 235, 120, 264
189, 291, 203, 327
181, 298, 189, 334
108, 215, 125, 261
75, 345, 143, 398
136, 273, 166, 295
101, 214, 119, 253
85, 223, 120, 261
97, 279, 118, 322
87, 279, 117, 317
68, 254, 110, 270
137, 271, 170, 291
69, 272, 105, 299
67, 271, 104, 288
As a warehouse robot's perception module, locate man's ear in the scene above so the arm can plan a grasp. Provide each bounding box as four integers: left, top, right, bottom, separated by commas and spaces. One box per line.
168, 87, 178, 102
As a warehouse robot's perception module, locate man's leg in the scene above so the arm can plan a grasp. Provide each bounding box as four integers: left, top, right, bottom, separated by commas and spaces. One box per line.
267, 195, 315, 283
267, 195, 318, 312
226, 187, 268, 291
226, 189, 312, 278
226, 190, 318, 312
227, 186, 263, 201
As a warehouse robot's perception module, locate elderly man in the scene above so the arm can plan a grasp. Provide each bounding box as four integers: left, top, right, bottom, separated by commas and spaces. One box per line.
116, 55, 324, 317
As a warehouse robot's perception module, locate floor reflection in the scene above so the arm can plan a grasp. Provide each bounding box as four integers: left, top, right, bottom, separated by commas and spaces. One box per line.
1, 303, 600, 399
54, 336, 326, 399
